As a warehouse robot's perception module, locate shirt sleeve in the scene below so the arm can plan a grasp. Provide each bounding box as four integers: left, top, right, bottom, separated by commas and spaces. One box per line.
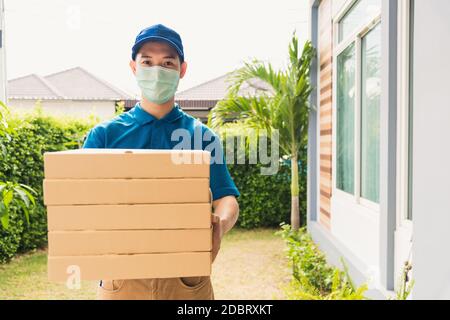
82, 127, 105, 148
204, 130, 240, 201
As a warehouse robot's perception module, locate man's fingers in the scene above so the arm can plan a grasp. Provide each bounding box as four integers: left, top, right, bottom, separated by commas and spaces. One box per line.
211, 245, 220, 263
211, 214, 220, 224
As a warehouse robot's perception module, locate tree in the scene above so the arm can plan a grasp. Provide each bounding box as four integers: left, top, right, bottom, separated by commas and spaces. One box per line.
209, 33, 315, 230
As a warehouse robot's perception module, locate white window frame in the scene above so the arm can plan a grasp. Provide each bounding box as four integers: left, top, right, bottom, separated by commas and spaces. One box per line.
396, 0, 413, 232
332, 0, 382, 213
394, 1, 413, 291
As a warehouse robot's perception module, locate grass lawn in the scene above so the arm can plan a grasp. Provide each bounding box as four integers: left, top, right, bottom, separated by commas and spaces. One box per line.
0, 228, 290, 300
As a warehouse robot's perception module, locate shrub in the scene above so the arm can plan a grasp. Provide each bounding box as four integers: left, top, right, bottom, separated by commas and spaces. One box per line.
219, 125, 307, 229
392, 262, 414, 300
228, 162, 292, 229
0, 208, 24, 264
276, 223, 368, 300
0, 110, 96, 263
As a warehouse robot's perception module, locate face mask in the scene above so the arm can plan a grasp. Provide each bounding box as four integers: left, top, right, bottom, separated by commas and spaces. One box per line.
135, 64, 180, 104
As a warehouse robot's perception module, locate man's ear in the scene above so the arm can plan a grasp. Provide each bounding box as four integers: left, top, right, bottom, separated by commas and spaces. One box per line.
180, 61, 188, 79
129, 60, 137, 75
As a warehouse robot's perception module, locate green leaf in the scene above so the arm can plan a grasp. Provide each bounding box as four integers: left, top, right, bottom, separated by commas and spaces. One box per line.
2, 189, 14, 207
19, 183, 38, 195
0, 208, 9, 229
17, 186, 36, 206
14, 187, 30, 208
0, 202, 6, 217
18, 200, 30, 225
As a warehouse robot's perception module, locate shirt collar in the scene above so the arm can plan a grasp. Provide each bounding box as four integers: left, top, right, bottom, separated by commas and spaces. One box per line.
133, 102, 184, 125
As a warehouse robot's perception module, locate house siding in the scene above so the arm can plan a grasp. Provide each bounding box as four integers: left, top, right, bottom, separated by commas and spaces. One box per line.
318, 0, 333, 230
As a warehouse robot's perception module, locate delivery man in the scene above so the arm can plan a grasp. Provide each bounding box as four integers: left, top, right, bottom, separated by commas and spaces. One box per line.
82, 24, 240, 300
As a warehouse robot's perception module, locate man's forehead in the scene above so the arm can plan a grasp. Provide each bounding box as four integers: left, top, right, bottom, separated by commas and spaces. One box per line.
138, 41, 178, 57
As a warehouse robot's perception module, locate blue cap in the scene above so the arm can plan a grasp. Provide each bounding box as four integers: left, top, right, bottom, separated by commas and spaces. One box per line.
132, 24, 184, 63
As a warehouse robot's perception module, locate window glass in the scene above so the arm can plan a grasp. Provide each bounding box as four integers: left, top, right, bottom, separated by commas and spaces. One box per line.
336, 43, 356, 194
339, 0, 382, 42
360, 23, 381, 203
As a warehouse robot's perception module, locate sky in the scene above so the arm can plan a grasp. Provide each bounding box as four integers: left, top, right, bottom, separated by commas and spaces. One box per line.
4, 0, 309, 97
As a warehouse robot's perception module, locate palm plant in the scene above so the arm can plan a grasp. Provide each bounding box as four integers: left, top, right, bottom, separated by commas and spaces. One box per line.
209, 33, 315, 230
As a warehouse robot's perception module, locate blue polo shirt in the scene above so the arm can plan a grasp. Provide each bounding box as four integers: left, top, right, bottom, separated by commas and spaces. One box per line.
82, 102, 240, 201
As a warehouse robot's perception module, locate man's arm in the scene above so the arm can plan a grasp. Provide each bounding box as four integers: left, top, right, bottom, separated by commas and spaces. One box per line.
211, 195, 239, 263
203, 128, 240, 263
82, 127, 105, 148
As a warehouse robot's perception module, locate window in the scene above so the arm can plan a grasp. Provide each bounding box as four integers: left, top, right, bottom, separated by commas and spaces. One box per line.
338, 0, 382, 43
334, 0, 381, 206
336, 44, 356, 194
397, 0, 414, 223
361, 24, 381, 203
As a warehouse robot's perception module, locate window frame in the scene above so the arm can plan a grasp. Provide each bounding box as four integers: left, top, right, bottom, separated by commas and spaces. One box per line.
332, 0, 382, 212
396, 0, 413, 231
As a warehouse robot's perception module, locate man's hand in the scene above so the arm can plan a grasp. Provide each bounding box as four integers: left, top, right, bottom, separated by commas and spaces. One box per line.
211, 214, 223, 263
210, 196, 239, 264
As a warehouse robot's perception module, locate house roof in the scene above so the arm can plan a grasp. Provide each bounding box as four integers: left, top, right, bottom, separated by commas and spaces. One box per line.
8, 67, 134, 101
175, 73, 273, 101
7, 74, 63, 100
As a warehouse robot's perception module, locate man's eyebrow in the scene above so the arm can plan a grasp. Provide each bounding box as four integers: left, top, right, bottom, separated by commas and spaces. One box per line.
140, 54, 176, 59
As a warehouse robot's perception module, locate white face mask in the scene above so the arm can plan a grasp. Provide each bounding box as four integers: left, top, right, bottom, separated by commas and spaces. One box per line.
135, 64, 180, 104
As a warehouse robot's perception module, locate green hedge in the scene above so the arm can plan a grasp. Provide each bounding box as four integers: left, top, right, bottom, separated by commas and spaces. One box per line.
219, 127, 307, 229
0, 111, 96, 263
228, 161, 306, 229
0, 109, 307, 263
277, 224, 368, 300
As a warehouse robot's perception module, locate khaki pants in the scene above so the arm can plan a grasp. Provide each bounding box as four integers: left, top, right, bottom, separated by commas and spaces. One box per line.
96, 276, 214, 300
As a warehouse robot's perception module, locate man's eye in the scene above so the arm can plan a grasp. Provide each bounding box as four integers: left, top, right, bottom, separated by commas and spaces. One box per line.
142, 61, 151, 65
165, 61, 173, 66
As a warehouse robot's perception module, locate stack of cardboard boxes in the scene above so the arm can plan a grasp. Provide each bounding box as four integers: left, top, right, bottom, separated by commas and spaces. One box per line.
43, 149, 212, 282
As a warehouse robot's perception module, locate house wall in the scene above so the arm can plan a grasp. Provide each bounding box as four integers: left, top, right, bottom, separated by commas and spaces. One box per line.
412, 0, 450, 300
317, 0, 333, 230
0, 0, 6, 104
310, 0, 450, 299
322, 0, 381, 275
309, 0, 392, 297
8, 99, 116, 121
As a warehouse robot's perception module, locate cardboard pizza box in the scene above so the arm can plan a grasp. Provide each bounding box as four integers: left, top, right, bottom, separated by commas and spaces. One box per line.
43, 148, 210, 179
47, 203, 212, 231
48, 228, 212, 256
43, 178, 210, 205
48, 252, 212, 282
43, 149, 213, 281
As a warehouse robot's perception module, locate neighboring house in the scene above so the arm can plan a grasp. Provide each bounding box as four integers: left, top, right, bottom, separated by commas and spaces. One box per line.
125, 73, 271, 123
8, 67, 133, 120
0, 0, 6, 104
307, 0, 450, 299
